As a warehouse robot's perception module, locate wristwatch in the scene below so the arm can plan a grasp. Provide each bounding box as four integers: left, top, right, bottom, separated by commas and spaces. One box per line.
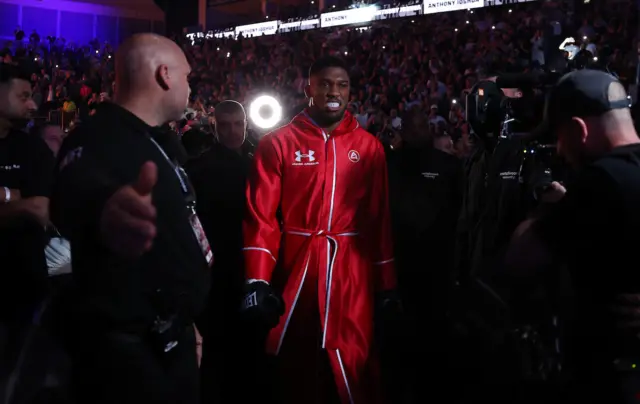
3, 187, 10, 203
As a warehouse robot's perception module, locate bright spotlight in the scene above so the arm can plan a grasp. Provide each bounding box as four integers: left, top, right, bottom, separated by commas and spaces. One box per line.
249, 95, 282, 130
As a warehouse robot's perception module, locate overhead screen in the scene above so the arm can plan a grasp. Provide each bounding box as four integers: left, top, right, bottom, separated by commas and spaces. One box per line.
191, 0, 538, 42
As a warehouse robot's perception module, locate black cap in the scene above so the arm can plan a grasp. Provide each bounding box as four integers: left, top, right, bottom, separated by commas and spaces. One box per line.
545, 69, 631, 130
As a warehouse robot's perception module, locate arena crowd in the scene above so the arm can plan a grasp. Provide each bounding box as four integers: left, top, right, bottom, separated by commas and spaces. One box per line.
0, 0, 635, 158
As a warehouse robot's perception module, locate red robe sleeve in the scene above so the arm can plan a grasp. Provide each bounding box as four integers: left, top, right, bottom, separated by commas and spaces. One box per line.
368, 142, 397, 291
243, 134, 283, 283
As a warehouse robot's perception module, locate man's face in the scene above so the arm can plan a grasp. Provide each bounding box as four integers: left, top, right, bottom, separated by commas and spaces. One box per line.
0, 79, 36, 123
307, 67, 350, 125
434, 135, 454, 154
42, 125, 65, 156
401, 113, 428, 144
163, 51, 192, 122
215, 110, 246, 150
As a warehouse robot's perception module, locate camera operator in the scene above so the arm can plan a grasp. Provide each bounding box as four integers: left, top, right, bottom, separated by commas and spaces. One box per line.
51, 34, 210, 404
455, 78, 531, 285
506, 69, 638, 404
452, 77, 542, 403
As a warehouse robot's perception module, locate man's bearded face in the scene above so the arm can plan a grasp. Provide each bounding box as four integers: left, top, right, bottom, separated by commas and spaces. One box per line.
307, 67, 350, 126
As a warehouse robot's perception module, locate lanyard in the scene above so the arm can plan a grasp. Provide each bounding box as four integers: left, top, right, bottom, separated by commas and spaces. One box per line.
148, 137, 189, 195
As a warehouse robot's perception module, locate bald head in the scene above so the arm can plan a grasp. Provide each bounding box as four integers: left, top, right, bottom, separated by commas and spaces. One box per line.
114, 33, 192, 126
214, 100, 245, 118
214, 100, 247, 151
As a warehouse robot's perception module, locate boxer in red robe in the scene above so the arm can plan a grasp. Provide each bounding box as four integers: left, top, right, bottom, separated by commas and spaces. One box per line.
241, 56, 397, 404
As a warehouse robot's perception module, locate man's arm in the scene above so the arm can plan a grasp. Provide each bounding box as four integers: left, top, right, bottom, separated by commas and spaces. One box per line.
0, 137, 55, 224
242, 134, 283, 283
0, 195, 48, 224
369, 142, 397, 292
504, 216, 557, 281
505, 169, 614, 281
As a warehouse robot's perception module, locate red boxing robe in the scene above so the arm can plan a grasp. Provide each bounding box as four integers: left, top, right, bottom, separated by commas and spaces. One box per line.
243, 110, 396, 404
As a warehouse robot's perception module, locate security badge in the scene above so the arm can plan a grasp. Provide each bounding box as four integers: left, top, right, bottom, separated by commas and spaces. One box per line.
188, 210, 213, 267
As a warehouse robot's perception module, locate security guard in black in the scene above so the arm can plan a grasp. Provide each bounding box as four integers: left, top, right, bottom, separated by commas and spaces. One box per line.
51, 102, 210, 403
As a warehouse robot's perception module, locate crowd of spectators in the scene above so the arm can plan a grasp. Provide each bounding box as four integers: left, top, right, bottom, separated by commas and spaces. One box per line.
0, 0, 636, 159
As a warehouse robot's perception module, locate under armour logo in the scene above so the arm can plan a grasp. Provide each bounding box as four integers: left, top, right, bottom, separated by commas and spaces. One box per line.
295, 150, 315, 162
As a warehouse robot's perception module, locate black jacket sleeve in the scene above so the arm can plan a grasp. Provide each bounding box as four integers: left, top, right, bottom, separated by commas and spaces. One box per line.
51, 129, 119, 240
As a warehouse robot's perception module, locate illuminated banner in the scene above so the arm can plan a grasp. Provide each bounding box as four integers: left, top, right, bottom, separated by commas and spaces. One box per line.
374, 4, 422, 20
423, 0, 483, 14
320, 6, 378, 28
214, 28, 236, 38
484, 0, 537, 4
300, 18, 321, 30
235, 20, 279, 38
185, 29, 234, 43
278, 18, 320, 33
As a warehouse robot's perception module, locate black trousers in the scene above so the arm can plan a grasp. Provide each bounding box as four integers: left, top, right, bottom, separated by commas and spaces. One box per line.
70, 326, 199, 404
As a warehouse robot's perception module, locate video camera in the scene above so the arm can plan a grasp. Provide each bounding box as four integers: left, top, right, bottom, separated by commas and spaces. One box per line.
465, 71, 558, 141
465, 70, 565, 201
466, 32, 616, 143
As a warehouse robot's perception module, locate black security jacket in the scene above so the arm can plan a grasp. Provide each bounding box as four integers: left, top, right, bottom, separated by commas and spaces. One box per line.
387, 144, 463, 285
51, 103, 210, 331
455, 136, 530, 284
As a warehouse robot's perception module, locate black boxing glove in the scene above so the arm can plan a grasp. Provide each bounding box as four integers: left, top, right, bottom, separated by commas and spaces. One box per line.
376, 289, 403, 316
241, 280, 285, 330
375, 289, 404, 350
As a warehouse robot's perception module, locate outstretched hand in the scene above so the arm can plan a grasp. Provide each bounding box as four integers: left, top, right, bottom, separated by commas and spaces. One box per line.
100, 161, 158, 258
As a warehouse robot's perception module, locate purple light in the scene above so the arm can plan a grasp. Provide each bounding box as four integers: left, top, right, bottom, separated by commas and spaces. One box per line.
0, 0, 164, 44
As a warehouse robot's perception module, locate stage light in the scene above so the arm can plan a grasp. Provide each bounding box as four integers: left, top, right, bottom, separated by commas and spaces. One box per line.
249, 95, 282, 130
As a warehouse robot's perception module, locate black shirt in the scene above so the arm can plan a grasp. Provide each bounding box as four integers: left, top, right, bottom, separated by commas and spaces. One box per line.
537, 143, 640, 368
51, 103, 210, 331
0, 129, 54, 321
388, 145, 462, 244
387, 144, 463, 293
0, 130, 54, 198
